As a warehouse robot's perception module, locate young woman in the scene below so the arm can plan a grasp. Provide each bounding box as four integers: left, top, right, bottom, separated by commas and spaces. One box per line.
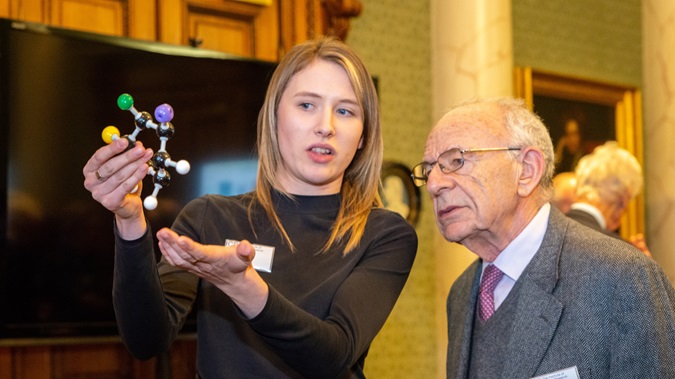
83, 37, 417, 378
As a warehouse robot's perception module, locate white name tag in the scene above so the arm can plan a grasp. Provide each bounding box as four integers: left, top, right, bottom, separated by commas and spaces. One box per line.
225, 239, 275, 273
531, 366, 580, 379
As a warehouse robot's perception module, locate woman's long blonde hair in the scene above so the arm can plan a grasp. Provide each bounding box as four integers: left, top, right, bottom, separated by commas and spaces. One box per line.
252, 36, 382, 255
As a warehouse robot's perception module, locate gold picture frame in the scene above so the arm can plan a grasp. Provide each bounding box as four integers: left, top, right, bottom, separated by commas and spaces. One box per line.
233, 0, 273, 5
514, 67, 644, 240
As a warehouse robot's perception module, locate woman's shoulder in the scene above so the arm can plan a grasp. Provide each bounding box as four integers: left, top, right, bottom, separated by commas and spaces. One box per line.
369, 207, 412, 226
358, 207, 418, 267
366, 207, 418, 242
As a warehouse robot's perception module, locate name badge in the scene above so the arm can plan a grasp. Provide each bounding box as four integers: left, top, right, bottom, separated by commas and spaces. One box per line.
225, 239, 275, 273
531, 366, 580, 379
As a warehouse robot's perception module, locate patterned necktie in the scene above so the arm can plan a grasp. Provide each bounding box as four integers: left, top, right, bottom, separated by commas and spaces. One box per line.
478, 264, 504, 322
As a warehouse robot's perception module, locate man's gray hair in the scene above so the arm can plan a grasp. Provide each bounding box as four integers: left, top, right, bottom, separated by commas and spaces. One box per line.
455, 97, 556, 199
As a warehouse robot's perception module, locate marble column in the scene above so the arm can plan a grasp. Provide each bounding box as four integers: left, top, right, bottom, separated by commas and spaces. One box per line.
430, 0, 513, 376
431, 0, 514, 120
643, 0, 675, 280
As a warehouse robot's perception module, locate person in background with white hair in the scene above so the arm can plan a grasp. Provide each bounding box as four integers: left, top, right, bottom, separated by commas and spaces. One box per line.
552, 171, 577, 214
567, 141, 650, 257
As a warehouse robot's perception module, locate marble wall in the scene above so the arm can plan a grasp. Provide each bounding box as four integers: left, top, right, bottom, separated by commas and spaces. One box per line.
513, 0, 642, 87
643, 0, 675, 279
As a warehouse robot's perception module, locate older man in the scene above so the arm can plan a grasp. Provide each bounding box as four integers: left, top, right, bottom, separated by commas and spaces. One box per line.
413, 98, 675, 379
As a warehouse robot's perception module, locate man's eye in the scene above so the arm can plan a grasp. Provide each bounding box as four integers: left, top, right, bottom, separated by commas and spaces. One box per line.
450, 157, 463, 166
426, 163, 437, 176
427, 162, 443, 177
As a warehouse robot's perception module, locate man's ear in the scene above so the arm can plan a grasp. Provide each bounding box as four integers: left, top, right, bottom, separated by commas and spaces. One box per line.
614, 191, 631, 215
517, 147, 545, 198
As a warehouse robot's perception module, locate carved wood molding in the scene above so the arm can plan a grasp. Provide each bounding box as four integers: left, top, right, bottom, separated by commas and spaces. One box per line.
321, 0, 362, 40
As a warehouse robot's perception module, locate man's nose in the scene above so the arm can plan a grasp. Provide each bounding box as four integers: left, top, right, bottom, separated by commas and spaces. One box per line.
426, 165, 454, 195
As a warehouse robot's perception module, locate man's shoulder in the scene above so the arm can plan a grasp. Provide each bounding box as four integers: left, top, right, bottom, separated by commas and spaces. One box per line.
546, 212, 651, 278
529, 212, 628, 276
559, 217, 633, 252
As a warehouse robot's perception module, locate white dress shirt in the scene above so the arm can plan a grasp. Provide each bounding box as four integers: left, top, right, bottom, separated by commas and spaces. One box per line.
480, 203, 551, 310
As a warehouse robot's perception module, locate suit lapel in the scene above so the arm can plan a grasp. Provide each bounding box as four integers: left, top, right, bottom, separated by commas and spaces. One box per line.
500, 209, 568, 378
500, 280, 564, 378
447, 260, 481, 379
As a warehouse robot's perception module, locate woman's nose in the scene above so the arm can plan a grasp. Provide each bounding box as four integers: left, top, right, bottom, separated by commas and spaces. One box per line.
315, 110, 335, 137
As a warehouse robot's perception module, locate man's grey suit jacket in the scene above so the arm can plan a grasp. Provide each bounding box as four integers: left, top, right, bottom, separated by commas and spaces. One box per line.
446, 207, 675, 379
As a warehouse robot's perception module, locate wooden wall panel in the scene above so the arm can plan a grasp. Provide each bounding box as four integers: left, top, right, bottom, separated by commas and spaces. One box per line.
0, 340, 196, 379
52, 344, 132, 379
9, 345, 52, 379
0, 347, 12, 378
157, 0, 183, 44
3, 0, 45, 22
2, 0, 157, 40
51, 0, 126, 36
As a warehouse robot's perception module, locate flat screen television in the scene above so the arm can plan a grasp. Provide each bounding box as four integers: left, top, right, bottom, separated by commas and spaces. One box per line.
0, 18, 276, 340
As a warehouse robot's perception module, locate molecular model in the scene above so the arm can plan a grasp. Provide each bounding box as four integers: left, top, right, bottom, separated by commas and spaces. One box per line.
101, 93, 190, 211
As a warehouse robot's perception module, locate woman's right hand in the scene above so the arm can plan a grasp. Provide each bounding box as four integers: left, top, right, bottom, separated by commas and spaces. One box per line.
83, 137, 154, 239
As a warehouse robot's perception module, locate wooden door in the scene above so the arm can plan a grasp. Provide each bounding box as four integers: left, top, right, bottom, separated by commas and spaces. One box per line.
159, 0, 279, 61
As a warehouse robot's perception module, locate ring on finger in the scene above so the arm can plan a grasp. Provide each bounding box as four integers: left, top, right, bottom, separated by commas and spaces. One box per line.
95, 170, 105, 181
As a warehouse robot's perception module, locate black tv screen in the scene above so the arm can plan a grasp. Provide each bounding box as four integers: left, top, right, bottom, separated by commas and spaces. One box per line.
0, 19, 276, 340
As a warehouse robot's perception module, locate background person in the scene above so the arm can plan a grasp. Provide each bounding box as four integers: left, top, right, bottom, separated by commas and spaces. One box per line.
567, 141, 650, 257
413, 97, 675, 379
83, 37, 417, 378
552, 171, 577, 214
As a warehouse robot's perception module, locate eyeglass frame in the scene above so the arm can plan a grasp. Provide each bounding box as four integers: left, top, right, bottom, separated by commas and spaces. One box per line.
411, 147, 522, 187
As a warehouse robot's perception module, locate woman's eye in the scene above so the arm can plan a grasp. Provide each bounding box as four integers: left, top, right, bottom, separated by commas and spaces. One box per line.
337, 108, 354, 116
299, 102, 313, 110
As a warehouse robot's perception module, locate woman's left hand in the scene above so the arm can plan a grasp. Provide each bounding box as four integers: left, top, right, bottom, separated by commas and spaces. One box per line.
156, 227, 269, 318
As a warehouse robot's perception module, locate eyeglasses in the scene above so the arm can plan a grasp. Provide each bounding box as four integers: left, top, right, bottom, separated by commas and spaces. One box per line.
411, 147, 521, 187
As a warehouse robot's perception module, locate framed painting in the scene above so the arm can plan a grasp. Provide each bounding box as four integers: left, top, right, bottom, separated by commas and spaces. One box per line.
514, 67, 644, 240
381, 161, 421, 227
